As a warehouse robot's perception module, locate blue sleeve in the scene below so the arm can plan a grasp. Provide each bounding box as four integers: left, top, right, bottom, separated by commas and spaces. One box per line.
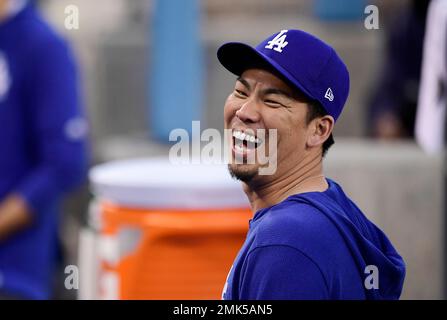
15, 34, 89, 215
239, 245, 329, 300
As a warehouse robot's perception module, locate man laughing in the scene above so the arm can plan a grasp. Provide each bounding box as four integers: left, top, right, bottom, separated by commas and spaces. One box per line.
218, 29, 405, 300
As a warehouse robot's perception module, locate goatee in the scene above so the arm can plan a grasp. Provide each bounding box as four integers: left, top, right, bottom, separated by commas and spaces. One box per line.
227, 164, 257, 183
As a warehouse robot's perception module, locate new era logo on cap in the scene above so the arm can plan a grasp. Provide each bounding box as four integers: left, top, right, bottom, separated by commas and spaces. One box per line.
217, 29, 350, 121
324, 88, 334, 101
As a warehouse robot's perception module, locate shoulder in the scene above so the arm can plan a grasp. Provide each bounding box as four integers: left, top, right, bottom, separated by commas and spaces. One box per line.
254, 200, 339, 247
251, 200, 350, 266
240, 191, 368, 299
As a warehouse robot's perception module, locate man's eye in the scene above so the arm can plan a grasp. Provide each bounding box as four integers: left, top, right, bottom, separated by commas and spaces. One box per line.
264, 99, 281, 107
234, 89, 247, 98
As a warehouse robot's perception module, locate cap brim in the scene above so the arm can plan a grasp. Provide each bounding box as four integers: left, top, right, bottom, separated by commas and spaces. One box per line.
217, 42, 314, 100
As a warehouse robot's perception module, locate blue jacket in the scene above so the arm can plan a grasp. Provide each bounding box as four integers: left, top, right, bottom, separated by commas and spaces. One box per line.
222, 178, 406, 300
0, 4, 88, 299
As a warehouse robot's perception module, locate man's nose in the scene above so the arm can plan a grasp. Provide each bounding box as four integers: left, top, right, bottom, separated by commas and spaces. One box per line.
235, 98, 261, 124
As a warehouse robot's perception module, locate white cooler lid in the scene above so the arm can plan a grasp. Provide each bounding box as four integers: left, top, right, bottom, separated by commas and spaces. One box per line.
89, 157, 249, 209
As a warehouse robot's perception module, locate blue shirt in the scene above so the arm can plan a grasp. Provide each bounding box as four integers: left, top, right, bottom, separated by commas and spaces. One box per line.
0, 4, 88, 299
222, 178, 405, 300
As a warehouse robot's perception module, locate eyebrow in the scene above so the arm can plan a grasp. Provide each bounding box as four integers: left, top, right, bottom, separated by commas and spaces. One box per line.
236, 77, 251, 90
262, 88, 294, 100
236, 76, 296, 101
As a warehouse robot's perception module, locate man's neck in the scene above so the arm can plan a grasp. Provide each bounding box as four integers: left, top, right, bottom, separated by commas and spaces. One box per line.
243, 152, 328, 213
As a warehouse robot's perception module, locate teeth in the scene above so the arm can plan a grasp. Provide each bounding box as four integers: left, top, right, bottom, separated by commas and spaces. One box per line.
232, 130, 261, 144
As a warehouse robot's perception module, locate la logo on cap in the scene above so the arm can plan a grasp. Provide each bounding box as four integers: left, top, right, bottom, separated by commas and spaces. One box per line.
265, 30, 289, 53
324, 87, 334, 101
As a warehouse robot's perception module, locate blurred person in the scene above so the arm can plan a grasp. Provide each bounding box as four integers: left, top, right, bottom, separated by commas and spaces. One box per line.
218, 29, 405, 299
367, 0, 431, 139
415, 0, 447, 154
414, 0, 447, 299
0, 0, 89, 299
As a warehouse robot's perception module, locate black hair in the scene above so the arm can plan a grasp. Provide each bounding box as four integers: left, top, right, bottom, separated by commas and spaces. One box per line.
305, 100, 334, 157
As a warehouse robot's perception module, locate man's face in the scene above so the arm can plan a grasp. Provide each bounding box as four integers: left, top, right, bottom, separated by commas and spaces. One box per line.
224, 68, 312, 183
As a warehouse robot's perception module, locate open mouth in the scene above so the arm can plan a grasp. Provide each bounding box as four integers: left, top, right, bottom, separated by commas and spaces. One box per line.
232, 129, 263, 156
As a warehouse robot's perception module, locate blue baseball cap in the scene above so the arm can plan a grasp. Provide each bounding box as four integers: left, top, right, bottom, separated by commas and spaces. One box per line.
217, 29, 350, 121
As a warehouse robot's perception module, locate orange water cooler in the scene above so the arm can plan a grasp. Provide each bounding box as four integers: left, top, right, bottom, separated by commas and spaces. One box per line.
80, 158, 251, 300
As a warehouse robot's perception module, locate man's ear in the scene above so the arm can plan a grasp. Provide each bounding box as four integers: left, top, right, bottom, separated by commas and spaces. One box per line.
306, 115, 334, 148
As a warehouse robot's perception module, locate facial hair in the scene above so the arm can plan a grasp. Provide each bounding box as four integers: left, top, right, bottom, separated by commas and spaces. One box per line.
227, 163, 258, 183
